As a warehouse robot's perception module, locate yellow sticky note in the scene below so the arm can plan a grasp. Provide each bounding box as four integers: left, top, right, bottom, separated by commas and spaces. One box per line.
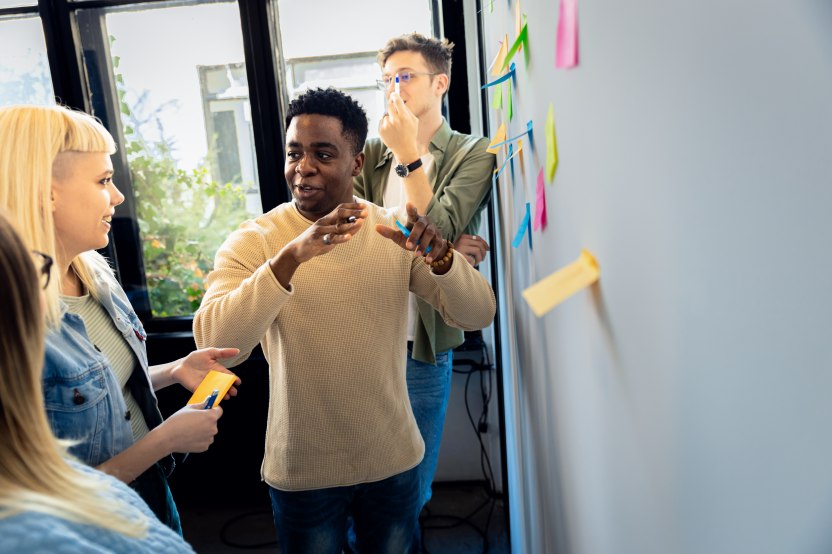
517, 139, 524, 163
187, 370, 237, 407
545, 103, 558, 182
522, 250, 600, 317
492, 83, 502, 110
491, 36, 509, 77
487, 122, 507, 154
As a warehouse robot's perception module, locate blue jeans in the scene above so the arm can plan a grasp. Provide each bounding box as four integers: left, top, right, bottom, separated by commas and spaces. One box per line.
406, 347, 453, 507
270, 466, 421, 554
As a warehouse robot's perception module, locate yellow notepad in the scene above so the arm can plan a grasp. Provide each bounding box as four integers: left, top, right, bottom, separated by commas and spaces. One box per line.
187, 370, 237, 407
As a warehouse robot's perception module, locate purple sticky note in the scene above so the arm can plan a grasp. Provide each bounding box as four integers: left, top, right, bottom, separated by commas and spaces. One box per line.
556, 0, 579, 69
534, 169, 547, 231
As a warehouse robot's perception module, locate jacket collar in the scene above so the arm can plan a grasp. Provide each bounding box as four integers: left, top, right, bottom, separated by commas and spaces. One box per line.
375, 118, 452, 170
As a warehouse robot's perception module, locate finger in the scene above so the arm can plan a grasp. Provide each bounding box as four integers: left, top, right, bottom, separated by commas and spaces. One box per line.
375, 224, 408, 248
465, 254, 477, 265
215, 347, 240, 360
415, 223, 437, 257
405, 202, 419, 224
387, 92, 402, 116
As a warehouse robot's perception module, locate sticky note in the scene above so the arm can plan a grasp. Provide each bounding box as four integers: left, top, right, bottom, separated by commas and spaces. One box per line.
507, 80, 513, 120
534, 169, 547, 231
545, 104, 558, 182
556, 0, 579, 69
490, 36, 509, 77
481, 62, 516, 89
187, 370, 237, 407
502, 23, 529, 71
492, 83, 503, 109
515, 2, 523, 49
512, 203, 531, 248
487, 122, 507, 154
522, 250, 600, 317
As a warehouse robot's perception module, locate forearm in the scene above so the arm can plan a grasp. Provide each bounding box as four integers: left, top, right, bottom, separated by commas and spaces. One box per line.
148, 360, 180, 391
415, 256, 496, 331
194, 261, 289, 365
96, 425, 171, 484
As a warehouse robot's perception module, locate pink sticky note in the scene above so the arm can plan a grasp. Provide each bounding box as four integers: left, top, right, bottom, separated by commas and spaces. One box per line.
534, 169, 547, 231
556, 0, 579, 69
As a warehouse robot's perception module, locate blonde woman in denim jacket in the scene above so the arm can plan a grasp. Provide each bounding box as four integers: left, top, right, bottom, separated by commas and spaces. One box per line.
0, 104, 240, 534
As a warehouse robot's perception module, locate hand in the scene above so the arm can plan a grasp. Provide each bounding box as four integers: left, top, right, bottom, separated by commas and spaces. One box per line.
285, 203, 367, 264
375, 202, 450, 264
378, 92, 420, 162
162, 402, 223, 454
455, 234, 490, 266
171, 347, 241, 401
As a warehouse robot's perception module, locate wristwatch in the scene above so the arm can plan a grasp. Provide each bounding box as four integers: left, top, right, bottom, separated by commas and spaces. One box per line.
394, 158, 423, 178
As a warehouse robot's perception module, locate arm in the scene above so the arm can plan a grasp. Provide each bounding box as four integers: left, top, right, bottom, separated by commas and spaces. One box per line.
375, 204, 496, 330
193, 204, 367, 363
424, 139, 495, 242
97, 402, 222, 483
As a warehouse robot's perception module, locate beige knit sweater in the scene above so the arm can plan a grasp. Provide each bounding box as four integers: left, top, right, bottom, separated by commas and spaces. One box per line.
194, 200, 496, 491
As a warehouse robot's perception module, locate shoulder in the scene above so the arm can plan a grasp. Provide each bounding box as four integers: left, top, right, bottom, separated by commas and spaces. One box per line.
447, 130, 492, 157
0, 513, 95, 553
362, 137, 387, 161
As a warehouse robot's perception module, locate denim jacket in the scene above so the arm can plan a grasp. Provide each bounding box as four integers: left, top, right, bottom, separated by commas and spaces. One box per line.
42, 262, 171, 473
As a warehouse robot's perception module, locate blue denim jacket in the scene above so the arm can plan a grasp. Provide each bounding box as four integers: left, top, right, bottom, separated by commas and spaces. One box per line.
42, 264, 168, 471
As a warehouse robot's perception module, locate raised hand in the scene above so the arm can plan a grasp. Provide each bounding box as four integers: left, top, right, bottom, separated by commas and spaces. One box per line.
378, 91, 420, 162
287, 203, 368, 263
375, 202, 452, 268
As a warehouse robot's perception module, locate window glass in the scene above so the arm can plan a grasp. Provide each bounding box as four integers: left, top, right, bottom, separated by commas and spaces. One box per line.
0, 1, 37, 8
93, 2, 259, 317
0, 15, 54, 106
276, 0, 433, 137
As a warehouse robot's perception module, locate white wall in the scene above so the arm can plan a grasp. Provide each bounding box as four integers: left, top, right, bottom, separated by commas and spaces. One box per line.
479, 1, 832, 553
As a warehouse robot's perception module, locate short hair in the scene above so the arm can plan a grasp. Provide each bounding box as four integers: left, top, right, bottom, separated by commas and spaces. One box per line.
284, 88, 368, 155
378, 33, 455, 82
0, 105, 117, 326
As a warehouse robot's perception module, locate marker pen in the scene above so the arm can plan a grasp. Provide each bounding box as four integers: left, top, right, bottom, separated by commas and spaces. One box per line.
394, 73, 400, 95
395, 219, 432, 254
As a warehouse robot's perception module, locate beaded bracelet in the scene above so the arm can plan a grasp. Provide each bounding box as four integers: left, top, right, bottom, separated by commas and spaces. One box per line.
426, 242, 454, 268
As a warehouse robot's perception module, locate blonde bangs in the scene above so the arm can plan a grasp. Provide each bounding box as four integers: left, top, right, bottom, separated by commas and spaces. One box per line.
59, 108, 117, 156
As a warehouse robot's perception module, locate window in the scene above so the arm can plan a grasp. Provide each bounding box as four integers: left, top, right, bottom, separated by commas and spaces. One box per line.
276, 0, 434, 137
0, 14, 54, 106
78, 1, 260, 317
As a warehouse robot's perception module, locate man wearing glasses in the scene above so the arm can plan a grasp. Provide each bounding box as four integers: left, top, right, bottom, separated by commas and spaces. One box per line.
354, 32, 496, 524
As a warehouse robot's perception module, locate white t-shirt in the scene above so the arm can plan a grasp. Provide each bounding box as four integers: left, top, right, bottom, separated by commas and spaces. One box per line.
382, 153, 436, 341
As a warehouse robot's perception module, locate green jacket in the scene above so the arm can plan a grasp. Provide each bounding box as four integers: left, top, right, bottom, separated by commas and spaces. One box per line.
354, 120, 495, 363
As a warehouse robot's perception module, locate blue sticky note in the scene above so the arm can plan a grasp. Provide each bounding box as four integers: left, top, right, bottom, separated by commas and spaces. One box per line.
512, 203, 531, 248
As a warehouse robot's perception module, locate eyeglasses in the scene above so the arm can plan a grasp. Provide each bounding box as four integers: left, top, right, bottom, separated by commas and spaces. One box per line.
376, 71, 439, 90
31, 250, 53, 290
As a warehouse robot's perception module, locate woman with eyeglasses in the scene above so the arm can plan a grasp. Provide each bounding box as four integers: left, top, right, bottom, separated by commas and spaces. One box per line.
0, 212, 194, 552
0, 104, 240, 534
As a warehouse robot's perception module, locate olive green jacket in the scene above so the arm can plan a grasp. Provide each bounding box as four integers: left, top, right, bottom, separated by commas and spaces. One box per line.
354, 120, 495, 363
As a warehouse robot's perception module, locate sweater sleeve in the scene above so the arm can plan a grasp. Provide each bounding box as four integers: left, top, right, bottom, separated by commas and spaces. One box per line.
424, 137, 495, 242
409, 252, 496, 331
193, 223, 292, 367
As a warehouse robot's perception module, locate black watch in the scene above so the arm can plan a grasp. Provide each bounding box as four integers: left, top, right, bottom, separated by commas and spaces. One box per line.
394, 158, 423, 178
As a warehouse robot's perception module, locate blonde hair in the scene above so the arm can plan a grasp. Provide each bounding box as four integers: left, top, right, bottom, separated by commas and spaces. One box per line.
0, 212, 147, 537
0, 105, 118, 326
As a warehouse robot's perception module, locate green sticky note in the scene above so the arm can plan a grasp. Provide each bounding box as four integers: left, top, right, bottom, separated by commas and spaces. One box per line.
545, 103, 558, 182
501, 23, 528, 71
507, 82, 513, 121
490, 0, 494, 12
492, 83, 502, 110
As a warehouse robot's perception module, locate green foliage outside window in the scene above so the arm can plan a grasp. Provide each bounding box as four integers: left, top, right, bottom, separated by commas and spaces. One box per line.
114, 52, 252, 317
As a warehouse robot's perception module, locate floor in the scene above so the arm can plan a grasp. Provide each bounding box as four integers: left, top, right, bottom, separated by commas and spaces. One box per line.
180, 482, 509, 553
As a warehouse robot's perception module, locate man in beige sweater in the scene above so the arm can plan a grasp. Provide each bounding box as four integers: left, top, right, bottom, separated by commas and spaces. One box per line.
193, 88, 495, 554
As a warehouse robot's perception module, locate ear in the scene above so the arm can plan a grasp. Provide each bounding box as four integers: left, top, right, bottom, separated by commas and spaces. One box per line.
434, 74, 450, 97
352, 151, 365, 177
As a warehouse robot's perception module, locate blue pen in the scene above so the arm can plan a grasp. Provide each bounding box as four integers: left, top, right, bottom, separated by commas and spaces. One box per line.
395, 219, 432, 254
183, 389, 220, 462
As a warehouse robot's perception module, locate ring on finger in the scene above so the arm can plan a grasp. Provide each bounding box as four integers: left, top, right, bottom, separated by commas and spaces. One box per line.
322, 233, 333, 245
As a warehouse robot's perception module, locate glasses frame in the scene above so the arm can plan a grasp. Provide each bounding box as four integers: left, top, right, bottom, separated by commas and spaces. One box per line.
31, 250, 53, 290
376, 71, 439, 90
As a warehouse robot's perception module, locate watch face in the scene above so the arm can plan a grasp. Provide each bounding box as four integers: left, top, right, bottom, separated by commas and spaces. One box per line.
395, 164, 408, 178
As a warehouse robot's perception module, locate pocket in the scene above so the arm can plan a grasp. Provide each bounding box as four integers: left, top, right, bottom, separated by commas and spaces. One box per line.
43, 362, 109, 463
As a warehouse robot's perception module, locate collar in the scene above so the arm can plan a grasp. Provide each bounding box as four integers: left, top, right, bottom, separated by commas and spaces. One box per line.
375, 118, 452, 170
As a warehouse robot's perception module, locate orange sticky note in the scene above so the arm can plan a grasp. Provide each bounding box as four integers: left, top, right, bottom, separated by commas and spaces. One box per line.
490, 36, 509, 77
187, 370, 237, 407
486, 122, 507, 154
